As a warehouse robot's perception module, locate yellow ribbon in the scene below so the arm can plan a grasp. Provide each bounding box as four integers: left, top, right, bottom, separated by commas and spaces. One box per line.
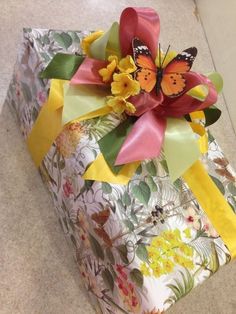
27, 79, 111, 166
83, 154, 140, 184
27, 79, 66, 166
183, 161, 236, 258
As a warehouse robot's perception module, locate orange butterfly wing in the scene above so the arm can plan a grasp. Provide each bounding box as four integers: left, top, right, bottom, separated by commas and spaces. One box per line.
161, 73, 186, 97
136, 68, 156, 93
164, 47, 197, 74
161, 47, 197, 97
133, 38, 156, 93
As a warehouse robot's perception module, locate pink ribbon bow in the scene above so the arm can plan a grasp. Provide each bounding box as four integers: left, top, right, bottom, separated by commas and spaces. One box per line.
71, 7, 217, 166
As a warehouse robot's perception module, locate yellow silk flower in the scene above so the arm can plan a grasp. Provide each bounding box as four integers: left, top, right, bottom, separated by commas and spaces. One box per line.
99, 55, 118, 83
81, 30, 104, 56
106, 96, 136, 114
117, 55, 137, 73
111, 73, 140, 98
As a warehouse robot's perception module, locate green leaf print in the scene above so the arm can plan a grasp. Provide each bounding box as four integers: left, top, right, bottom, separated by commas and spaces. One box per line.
89, 234, 104, 260
165, 269, 194, 305
130, 268, 144, 288
146, 160, 157, 176
53, 32, 73, 49
132, 181, 151, 205
102, 268, 115, 291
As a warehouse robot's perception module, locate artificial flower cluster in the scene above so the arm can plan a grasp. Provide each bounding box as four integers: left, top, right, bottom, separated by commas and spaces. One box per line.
99, 55, 140, 114
82, 33, 140, 115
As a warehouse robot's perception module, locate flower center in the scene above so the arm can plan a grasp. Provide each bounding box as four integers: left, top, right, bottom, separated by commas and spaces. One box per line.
187, 216, 194, 222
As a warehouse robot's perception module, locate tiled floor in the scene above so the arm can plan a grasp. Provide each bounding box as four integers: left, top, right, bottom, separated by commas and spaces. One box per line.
197, 0, 236, 132
0, 1, 236, 313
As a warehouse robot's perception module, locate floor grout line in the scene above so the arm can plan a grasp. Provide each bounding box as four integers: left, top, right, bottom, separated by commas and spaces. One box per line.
194, 0, 236, 138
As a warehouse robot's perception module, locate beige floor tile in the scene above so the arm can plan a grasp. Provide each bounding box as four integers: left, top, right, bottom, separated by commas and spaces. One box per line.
196, 0, 236, 132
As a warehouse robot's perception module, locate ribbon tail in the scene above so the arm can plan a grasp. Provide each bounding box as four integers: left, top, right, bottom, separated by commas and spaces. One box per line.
27, 79, 67, 167
62, 83, 110, 125
70, 57, 108, 86
83, 154, 139, 184
89, 22, 121, 60
40, 53, 84, 80
115, 111, 166, 165
164, 118, 200, 182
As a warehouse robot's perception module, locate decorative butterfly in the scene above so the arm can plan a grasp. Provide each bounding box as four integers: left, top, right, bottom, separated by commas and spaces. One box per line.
91, 207, 112, 247
132, 37, 197, 97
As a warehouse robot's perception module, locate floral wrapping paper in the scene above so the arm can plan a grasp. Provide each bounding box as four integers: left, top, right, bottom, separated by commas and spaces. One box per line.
5, 28, 236, 314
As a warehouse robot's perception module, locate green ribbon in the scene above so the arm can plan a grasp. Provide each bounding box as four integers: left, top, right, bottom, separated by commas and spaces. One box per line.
98, 117, 136, 174
62, 83, 109, 125
164, 118, 200, 182
207, 72, 223, 93
89, 22, 121, 60
40, 53, 84, 80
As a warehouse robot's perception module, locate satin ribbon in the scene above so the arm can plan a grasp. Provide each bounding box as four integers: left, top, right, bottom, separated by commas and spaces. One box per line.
89, 22, 121, 60
183, 161, 236, 258
27, 79, 111, 167
40, 53, 84, 80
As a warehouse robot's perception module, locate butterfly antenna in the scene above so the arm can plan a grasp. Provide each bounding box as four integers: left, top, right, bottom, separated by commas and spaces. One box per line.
158, 43, 161, 69
161, 44, 171, 68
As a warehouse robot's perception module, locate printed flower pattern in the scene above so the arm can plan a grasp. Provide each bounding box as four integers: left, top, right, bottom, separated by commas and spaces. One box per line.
116, 265, 140, 313
55, 122, 84, 157
183, 207, 201, 230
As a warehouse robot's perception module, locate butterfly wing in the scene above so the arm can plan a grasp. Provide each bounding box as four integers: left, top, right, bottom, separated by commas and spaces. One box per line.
164, 47, 198, 74
132, 37, 157, 92
161, 73, 186, 97
161, 47, 197, 97
136, 69, 157, 93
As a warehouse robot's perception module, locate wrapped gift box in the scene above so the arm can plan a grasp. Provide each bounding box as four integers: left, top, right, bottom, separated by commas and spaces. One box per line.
4, 25, 236, 314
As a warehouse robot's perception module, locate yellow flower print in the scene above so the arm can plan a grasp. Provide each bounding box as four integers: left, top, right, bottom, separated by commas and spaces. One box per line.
162, 259, 174, 274
179, 243, 193, 257
117, 55, 137, 73
138, 229, 195, 278
183, 259, 194, 270
183, 228, 192, 239
106, 96, 136, 114
81, 30, 104, 56
152, 265, 164, 278
140, 263, 151, 276
173, 253, 182, 264
99, 55, 118, 83
55, 122, 83, 157
150, 237, 165, 248
111, 73, 140, 98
